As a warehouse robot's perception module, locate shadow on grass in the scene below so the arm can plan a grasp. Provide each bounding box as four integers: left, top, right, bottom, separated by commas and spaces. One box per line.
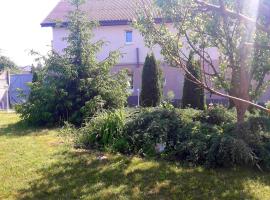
0, 121, 52, 137
17, 149, 270, 200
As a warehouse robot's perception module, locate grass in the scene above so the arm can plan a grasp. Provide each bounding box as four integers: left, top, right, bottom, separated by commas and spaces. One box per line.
1, 112, 270, 200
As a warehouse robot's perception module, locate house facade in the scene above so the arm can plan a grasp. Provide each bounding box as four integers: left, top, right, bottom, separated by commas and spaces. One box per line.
41, 0, 270, 105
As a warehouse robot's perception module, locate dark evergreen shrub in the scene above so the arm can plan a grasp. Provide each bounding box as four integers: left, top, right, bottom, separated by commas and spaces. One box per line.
182, 52, 205, 110
140, 54, 163, 107
124, 108, 183, 156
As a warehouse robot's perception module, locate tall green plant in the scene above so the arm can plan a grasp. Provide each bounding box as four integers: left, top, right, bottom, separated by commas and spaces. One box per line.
17, 0, 128, 126
140, 54, 162, 107
182, 52, 205, 110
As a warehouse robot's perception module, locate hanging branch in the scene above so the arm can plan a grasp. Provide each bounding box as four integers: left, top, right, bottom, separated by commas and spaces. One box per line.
137, 0, 270, 113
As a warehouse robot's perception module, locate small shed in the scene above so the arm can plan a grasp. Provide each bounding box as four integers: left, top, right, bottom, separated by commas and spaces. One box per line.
0, 70, 9, 109
9, 74, 33, 106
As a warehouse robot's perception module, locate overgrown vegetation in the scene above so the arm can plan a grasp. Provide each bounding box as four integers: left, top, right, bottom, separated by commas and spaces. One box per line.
75, 107, 270, 170
16, 0, 128, 126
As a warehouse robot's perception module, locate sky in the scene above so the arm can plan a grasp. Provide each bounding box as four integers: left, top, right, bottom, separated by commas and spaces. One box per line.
0, 0, 60, 66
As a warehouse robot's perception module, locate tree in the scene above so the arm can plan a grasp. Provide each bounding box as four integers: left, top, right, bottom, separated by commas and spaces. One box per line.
182, 52, 205, 110
135, 0, 270, 123
17, 0, 128, 125
0, 54, 16, 72
140, 54, 162, 107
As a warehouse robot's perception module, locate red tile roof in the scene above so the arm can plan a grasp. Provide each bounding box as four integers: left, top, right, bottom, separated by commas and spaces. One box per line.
41, 0, 154, 27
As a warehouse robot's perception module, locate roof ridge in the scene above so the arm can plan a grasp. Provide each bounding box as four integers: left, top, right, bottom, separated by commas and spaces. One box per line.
41, 0, 154, 27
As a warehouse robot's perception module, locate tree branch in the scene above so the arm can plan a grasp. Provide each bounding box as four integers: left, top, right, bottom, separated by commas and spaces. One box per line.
194, 0, 270, 34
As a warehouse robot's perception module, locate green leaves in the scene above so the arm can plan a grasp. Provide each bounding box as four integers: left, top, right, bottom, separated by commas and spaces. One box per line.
0, 54, 17, 72
17, 1, 128, 126
140, 54, 163, 107
182, 52, 205, 110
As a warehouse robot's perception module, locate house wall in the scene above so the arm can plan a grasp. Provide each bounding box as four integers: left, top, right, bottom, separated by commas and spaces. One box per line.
52, 25, 188, 100
53, 25, 220, 63
51, 24, 270, 105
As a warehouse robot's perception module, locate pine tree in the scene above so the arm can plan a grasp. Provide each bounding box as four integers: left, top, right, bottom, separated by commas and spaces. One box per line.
140, 54, 162, 107
17, 0, 128, 126
182, 52, 205, 110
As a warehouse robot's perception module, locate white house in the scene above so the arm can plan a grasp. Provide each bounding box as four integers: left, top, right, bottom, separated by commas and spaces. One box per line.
41, 0, 270, 105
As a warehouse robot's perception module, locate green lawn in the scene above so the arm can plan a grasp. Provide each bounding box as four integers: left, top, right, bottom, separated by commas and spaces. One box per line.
1, 112, 270, 200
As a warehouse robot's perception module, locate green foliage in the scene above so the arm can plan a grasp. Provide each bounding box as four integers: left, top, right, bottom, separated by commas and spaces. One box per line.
182, 52, 205, 110
78, 109, 128, 152
234, 119, 270, 169
202, 105, 236, 125
16, 1, 128, 126
124, 108, 183, 156
140, 54, 163, 107
0, 54, 17, 72
207, 135, 257, 168
135, 0, 270, 122
77, 107, 270, 170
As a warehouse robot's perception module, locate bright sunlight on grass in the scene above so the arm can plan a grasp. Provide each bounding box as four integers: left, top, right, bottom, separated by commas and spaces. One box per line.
1, 112, 270, 200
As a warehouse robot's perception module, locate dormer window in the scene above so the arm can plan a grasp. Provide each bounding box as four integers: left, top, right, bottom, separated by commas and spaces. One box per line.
125, 30, 133, 43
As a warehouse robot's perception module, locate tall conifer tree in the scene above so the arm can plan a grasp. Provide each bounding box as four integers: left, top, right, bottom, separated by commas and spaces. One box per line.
140, 54, 162, 107
182, 52, 205, 110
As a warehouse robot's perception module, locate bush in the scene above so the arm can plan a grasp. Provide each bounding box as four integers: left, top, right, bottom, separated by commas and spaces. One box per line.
207, 135, 257, 168
16, 2, 128, 126
124, 108, 183, 156
78, 109, 128, 153
202, 105, 236, 125
234, 120, 270, 170
75, 107, 270, 170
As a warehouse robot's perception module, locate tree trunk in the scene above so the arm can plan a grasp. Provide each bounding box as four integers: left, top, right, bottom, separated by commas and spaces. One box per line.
235, 103, 248, 123
228, 98, 234, 109
230, 65, 250, 124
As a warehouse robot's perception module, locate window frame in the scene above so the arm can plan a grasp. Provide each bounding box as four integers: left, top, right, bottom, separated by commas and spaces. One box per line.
127, 72, 134, 90
125, 30, 133, 44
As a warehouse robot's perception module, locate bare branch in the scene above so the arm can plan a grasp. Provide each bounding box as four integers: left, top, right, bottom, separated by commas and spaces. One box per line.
159, 42, 269, 112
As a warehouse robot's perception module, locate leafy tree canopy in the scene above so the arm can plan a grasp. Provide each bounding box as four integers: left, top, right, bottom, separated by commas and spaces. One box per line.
135, 0, 270, 123
17, 0, 128, 126
0, 53, 17, 72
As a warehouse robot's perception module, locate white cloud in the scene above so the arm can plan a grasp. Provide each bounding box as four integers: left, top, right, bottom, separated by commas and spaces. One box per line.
0, 0, 59, 66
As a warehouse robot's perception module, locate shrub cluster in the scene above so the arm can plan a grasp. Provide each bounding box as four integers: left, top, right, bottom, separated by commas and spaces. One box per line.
75, 106, 270, 170
16, 2, 128, 126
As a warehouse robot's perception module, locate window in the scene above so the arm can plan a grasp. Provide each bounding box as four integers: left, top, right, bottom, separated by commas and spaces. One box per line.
127, 73, 134, 89
125, 31, 133, 43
